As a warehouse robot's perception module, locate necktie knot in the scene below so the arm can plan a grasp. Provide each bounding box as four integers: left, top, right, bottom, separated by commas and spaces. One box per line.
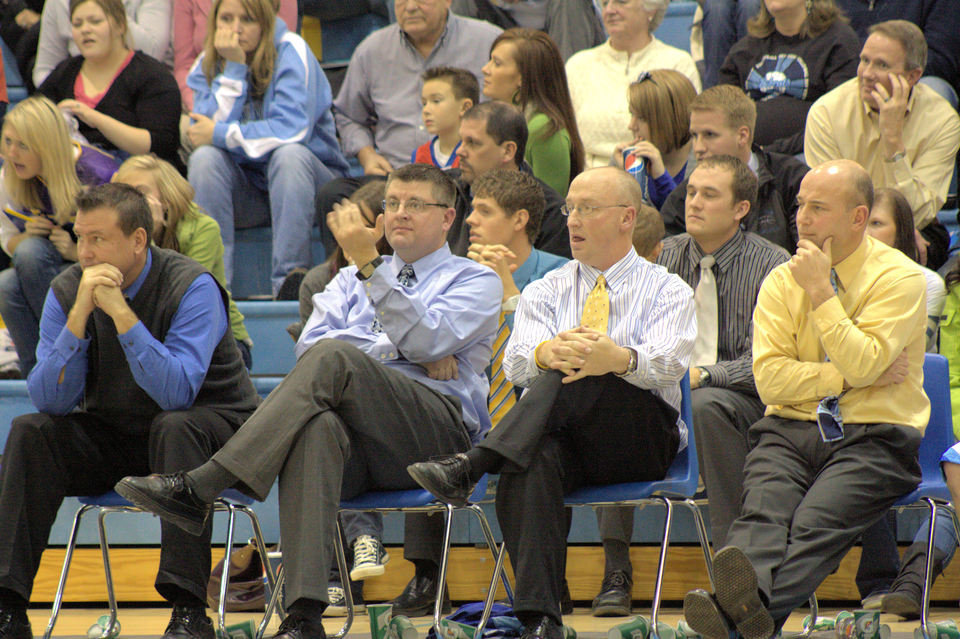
397, 264, 416, 287
700, 254, 716, 271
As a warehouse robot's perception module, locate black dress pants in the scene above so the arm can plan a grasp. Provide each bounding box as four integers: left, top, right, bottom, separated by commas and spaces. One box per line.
0, 407, 246, 603
484, 371, 681, 622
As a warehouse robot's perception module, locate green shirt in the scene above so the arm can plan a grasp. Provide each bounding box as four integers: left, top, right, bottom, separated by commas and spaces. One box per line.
940, 284, 960, 438
525, 112, 573, 197
175, 207, 251, 345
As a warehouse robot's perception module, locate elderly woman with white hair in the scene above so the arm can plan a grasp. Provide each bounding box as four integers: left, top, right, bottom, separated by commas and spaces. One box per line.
565, 0, 701, 168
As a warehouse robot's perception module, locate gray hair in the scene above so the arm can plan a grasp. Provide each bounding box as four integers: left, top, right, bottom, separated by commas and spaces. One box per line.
643, 0, 670, 32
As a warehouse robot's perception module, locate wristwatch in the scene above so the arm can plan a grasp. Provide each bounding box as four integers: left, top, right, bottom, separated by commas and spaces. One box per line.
356, 256, 383, 280
699, 367, 711, 387
885, 150, 906, 163
617, 348, 638, 377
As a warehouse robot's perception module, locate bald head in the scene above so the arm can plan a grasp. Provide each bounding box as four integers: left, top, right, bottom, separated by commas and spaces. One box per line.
565, 167, 640, 270
796, 160, 873, 263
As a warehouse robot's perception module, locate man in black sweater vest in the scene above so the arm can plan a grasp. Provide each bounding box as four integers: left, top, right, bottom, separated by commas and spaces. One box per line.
0, 184, 258, 639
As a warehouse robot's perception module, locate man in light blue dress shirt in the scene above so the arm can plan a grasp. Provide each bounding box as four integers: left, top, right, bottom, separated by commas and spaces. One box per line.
117, 165, 502, 639
409, 167, 696, 639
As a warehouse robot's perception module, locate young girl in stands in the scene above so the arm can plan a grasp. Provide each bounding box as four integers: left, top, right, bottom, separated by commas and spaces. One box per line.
36, 0, 182, 171
113, 154, 253, 367
0, 95, 118, 377
185, 0, 347, 298
866, 187, 945, 352
481, 28, 584, 196
614, 69, 697, 210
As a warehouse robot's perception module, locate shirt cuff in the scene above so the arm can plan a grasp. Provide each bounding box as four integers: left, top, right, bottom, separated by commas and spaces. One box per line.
54, 325, 89, 358
116, 321, 152, 358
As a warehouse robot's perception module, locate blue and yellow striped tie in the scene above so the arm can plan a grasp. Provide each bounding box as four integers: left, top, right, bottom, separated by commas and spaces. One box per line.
488, 311, 516, 428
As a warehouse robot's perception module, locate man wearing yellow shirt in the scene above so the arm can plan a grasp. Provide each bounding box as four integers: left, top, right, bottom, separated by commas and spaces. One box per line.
683, 160, 929, 639
804, 20, 960, 270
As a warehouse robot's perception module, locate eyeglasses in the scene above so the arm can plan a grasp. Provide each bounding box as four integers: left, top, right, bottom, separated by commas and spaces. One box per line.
560, 203, 630, 218
383, 198, 448, 214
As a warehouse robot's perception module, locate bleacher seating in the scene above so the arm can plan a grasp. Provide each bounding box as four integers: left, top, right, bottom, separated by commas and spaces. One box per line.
656, 1, 696, 53
237, 300, 299, 375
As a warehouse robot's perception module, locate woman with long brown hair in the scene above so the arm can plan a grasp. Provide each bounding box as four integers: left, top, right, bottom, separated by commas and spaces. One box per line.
481, 28, 584, 196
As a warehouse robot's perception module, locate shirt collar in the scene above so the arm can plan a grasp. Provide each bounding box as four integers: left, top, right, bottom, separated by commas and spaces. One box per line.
747, 151, 759, 174
577, 248, 641, 293
388, 244, 453, 284
512, 248, 539, 288
399, 10, 454, 57
861, 84, 919, 119
832, 234, 872, 292
123, 246, 152, 299
687, 229, 744, 273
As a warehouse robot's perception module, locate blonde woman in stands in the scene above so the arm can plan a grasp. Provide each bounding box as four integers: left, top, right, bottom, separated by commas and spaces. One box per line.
36, 0, 183, 171
185, 0, 347, 298
481, 28, 585, 196
0, 95, 117, 377
173, 0, 296, 111
113, 154, 253, 367
566, 0, 701, 168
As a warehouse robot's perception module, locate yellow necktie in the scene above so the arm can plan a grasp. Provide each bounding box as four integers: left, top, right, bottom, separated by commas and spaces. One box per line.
488, 311, 516, 428
581, 275, 609, 333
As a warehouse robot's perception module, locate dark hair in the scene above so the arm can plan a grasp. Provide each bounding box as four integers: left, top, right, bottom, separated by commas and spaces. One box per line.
76, 182, 153, 239
471, 169, 545, 244
386, 163, 458, 208
872, 187, 919, 263
489, 28, 584, 182
693, 155, 758, 213
422, 66, 480, 106
326, 181, 392, 276
748, 0, 846, 39
462, 102, 528, 169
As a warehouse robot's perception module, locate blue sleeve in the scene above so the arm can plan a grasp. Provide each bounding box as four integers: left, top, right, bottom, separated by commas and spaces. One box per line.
363, 264, 502, 363
188, 55, 248, 126
207, 39, 328, 160
117, 274, 227, 410
27, 289, 90, 414
650, 171, 679, 210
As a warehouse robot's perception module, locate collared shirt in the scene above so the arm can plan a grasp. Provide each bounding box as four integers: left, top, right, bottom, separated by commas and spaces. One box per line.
28, 249, 227, 415
333, 11, 502, 168
298, 245, 501, 441
805, 78, 960, 229
753, 235, 929, 429
505, 248, 696, 447
657, 230, 789, 394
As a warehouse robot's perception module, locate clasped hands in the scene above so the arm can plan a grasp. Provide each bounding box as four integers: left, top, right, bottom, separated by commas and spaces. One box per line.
537, 327, 630, 384
77, 263, 131, 320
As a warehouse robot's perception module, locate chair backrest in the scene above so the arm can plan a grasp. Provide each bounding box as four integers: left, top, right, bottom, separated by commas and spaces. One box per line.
920, 353, 956, 483
660, 369, 697, 491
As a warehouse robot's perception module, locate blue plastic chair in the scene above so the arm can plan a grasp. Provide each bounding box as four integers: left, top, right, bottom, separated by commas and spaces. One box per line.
43, 489, 274, 639
802, 353, 958, 639
478, 372, 711, 639
256, 476, 510, 639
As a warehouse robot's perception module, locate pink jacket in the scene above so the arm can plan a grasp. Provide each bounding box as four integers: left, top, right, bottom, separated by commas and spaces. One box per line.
173, 0, 298, 111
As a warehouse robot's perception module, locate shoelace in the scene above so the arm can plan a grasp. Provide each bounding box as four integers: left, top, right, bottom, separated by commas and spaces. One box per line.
601, 571, 631, 591
353, 536, 382, 565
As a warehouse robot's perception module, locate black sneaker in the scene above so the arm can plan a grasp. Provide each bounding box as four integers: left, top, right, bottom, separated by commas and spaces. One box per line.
591, 570, 632, 617
162, 605, 214, 639
276, 269, 307, 301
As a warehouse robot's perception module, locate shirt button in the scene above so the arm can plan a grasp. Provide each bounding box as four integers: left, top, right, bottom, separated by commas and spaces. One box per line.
389, 352, 395, 358
380, 354, 386, 359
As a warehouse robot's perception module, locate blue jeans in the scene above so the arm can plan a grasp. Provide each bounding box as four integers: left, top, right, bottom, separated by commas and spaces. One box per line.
188, 144, 340, 294
701, 0, 762, 88
0, 236, 69, 376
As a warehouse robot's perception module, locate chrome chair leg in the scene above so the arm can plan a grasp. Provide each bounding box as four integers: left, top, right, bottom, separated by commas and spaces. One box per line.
97, 508, 121, 639
43, 504, 95, 639
649, 497, 674, 639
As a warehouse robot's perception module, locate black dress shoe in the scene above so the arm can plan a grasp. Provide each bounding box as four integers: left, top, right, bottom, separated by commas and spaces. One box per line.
712, 547, 773, 639
683, 589, 731, 639
519, 616, 562, 639
116, 471, 212, 536
162, 605, 214, 639
388, 574, 452, 617
591, 570, 632, 617
560, 580, 573, 616
272, 613, 327, 639
0, 608, 32, 639
407, 454, 476, 507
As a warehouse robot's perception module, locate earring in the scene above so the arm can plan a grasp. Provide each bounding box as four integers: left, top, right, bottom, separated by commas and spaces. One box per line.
511, 87, 521, 106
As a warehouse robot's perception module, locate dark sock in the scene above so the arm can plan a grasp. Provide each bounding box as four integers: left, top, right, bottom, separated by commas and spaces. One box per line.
464, 447, 501, 482
602, 539, 632, 577
187, 460, 238, 503
290, 597, 326, 621
0, 588, 26, 613
158, 584, 206, 610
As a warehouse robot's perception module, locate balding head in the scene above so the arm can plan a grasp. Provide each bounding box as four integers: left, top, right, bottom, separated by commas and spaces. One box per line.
796, 160, 873, 263
564, 167, 639, 270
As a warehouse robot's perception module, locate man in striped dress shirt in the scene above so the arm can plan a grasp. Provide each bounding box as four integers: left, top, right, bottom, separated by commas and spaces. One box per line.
409, 166, 696, 639
591, 156, 789, 616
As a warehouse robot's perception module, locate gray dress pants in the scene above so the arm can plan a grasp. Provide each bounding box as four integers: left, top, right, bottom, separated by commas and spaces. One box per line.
210, 339, 472, 604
